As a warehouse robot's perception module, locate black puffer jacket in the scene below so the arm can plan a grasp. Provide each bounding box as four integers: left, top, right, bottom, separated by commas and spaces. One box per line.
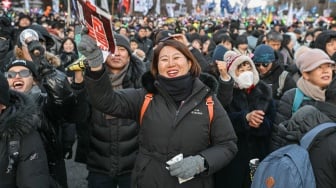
259, 62, 296, 102
85, 55, 145, 176
279, 104, 336, 188
0, 90, 49, 188
84, 69, 237, 188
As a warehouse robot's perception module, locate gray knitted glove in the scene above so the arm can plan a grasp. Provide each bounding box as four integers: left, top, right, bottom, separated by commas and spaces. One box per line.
169, 155, 207, 179
77, 34, 104, 68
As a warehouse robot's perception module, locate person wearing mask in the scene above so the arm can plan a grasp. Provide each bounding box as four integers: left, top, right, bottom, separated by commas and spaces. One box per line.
215, 51, 275, 188
70, 33, 145, 188
0, 72, 50, 188
253, 44, 296, 103
77, 33, 238, 188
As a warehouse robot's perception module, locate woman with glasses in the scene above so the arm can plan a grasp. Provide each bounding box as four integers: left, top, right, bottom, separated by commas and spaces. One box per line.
252, 44, 296, 103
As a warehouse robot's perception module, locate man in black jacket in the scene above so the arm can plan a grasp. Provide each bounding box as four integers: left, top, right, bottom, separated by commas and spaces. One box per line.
73, 33, 145, 188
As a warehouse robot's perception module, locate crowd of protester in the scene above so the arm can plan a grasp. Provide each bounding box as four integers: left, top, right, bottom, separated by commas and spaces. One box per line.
0, 8, 336, 188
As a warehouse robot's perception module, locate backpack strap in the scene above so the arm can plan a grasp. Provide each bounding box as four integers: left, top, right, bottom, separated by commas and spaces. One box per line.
276, 71, 289, 97
140, 93, 153, 126
139, 94, 214, 129
300, 122, 336, 149
292, 88, 311, 114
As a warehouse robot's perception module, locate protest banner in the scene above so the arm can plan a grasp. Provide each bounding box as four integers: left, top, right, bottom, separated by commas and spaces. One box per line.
74, 0, 116, 54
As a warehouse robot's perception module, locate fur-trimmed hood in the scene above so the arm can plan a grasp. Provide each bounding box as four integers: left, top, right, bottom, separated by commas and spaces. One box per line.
14, 46, 61, 67
141, 71, 218, 94
0, 90, 40, 140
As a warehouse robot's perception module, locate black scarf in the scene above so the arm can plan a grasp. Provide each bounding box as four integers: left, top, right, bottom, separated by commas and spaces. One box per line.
156, 73, 194, 103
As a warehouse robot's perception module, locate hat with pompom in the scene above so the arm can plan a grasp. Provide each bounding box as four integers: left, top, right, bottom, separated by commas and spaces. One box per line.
224, 50, 259, 85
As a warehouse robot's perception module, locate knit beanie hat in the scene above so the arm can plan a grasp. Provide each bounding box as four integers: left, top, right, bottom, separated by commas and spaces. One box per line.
6, 59, 38, 78
115, 33, 132, 55
296, 48, 335, 73
212, 45, 228, 62
253, 44, 275, 64
224, 50, 259, 85
0, 72, 10, 106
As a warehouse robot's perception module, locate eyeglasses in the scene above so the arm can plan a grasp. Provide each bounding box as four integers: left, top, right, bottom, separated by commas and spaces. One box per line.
5, 70, 32, 79
255, 63, 269, 68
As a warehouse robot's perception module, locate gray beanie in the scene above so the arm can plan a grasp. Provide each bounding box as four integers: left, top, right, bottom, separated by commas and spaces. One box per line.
115, 34, 132, 55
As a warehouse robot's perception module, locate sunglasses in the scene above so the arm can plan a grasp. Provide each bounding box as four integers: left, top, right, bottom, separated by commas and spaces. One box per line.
255, 63, 269, 68
5, 69, 32, 79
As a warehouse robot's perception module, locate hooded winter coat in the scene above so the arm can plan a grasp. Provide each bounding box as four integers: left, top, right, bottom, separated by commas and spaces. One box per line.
215, 80, 275, 188
0, 90, 49, 188
84, 69, 238, 188
275, 104, 336, 188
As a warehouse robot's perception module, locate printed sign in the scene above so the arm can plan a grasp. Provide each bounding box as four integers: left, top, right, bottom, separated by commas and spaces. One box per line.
75, 0, 116, 54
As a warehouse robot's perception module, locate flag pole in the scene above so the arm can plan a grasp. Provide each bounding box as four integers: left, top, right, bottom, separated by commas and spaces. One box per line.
111, 0, 115, 16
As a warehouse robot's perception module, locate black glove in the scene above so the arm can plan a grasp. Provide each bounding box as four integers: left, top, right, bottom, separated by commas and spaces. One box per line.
77, 31, 103, 68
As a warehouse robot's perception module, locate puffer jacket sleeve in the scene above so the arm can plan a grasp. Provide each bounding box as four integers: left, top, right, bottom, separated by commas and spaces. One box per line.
16, 131, 50, 188
217, 77, 234, 107
84, 68, 145, 121
274, 88, 296, 125
199, 96, 238, 175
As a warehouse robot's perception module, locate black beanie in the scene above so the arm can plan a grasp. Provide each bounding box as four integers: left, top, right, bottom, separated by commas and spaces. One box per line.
0, 72, 10, 106
114, 33, 132, 55
6, 59, 38, 78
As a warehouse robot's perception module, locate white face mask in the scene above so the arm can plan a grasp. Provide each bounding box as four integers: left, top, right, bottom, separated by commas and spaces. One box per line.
236, 71, 254, 89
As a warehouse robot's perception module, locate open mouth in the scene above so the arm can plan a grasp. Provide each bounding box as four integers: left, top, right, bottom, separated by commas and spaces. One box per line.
13, 81, 24, 89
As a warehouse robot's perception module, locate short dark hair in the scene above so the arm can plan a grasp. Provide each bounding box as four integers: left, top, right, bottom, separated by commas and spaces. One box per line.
266, 31, 283, 42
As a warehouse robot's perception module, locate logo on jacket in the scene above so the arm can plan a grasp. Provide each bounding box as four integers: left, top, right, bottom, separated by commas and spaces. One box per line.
191, 109, 204, 116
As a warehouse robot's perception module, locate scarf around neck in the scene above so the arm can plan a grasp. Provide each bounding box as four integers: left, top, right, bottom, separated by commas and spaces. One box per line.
156, 73, 195, 103
108, 63, 130, 90
297, 77, 326, 101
